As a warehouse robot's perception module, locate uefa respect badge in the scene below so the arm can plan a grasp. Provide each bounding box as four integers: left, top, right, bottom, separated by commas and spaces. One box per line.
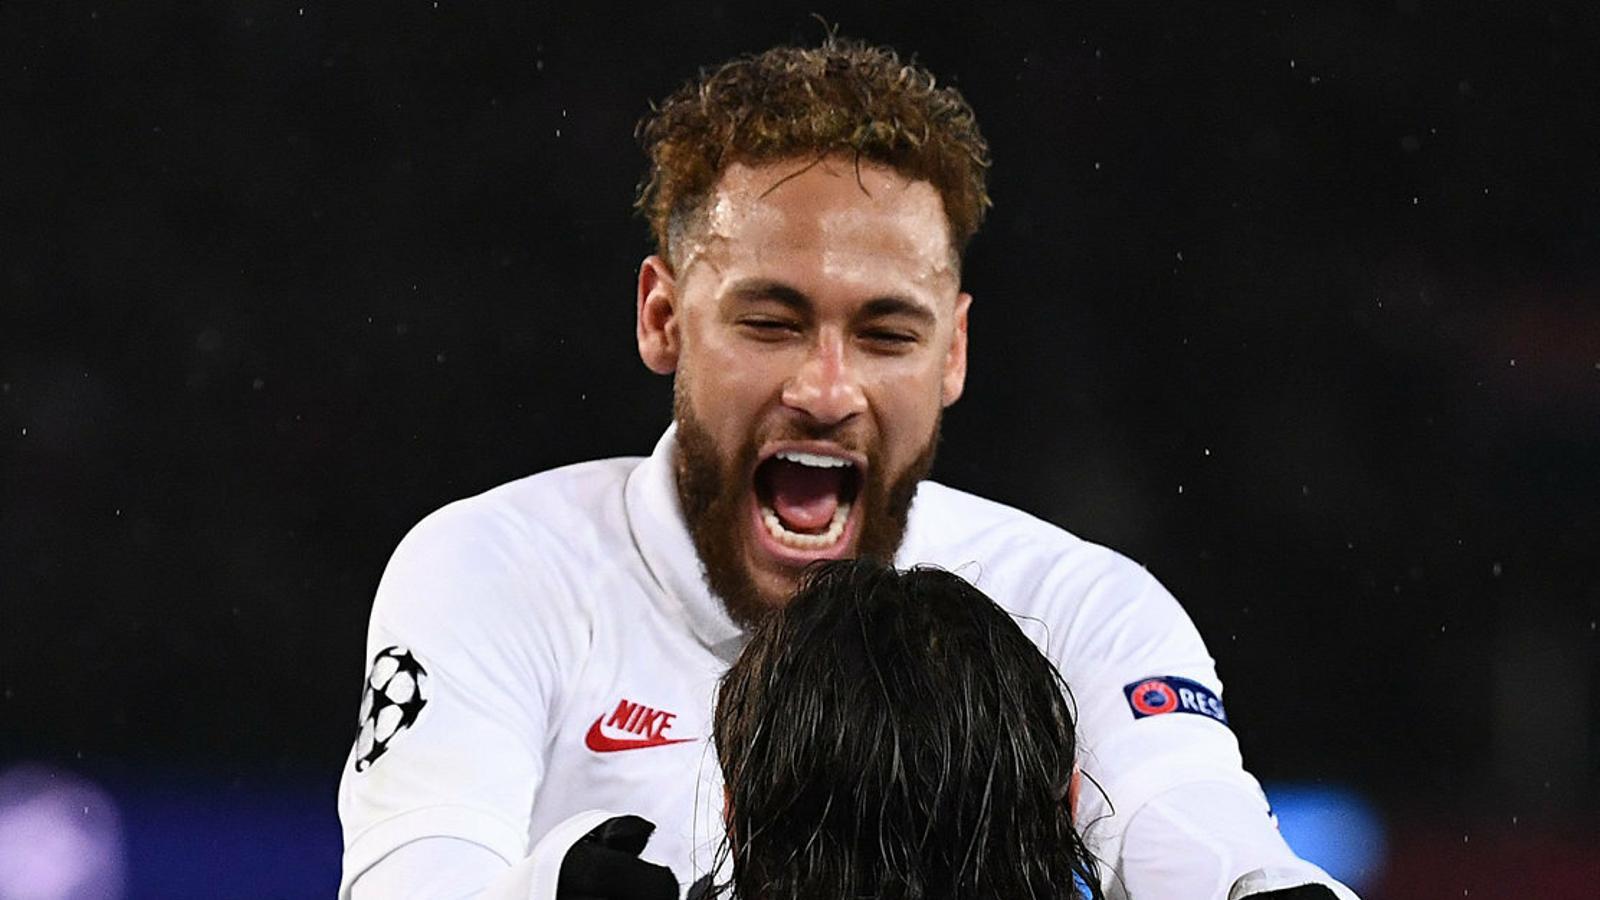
1122, 675, 1228, 725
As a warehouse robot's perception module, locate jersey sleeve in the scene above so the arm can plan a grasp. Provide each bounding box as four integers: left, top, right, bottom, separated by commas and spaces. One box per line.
349, 810, 639, 900
337, 502, 585, 898
1046, 560, 1351, 897
1117, 781, 1360, 900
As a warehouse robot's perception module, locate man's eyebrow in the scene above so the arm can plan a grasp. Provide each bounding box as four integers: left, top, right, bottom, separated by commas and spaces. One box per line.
724, 278, 937, 326
858, 295, 936, 326
725, 278, 811, 311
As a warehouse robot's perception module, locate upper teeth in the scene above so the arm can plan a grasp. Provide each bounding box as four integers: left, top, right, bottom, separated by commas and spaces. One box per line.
775, 451, 852, 468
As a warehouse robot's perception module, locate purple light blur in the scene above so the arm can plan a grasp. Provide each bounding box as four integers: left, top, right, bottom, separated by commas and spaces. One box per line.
0, 764, 126, 900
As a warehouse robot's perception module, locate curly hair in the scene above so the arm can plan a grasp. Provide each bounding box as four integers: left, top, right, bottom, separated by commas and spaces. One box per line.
712, 559, 1104, 900
636, 37, 992, 269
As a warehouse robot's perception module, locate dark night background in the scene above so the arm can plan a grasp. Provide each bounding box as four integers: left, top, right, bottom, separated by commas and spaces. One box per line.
2, 1, 1597, 897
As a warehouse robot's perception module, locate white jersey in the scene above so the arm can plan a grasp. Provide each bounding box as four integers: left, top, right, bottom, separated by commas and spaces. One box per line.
338, 427, 1358, 900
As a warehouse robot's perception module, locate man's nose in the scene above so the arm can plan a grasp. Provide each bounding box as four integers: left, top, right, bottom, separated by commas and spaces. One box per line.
781, 332, 867, 426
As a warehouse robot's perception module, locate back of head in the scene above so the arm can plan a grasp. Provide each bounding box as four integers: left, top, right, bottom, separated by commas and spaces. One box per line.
714, 559, 1101, 900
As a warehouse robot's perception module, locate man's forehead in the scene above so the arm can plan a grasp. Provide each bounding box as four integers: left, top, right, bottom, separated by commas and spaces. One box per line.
714, 157, 928, 204
679, 157, 958, 288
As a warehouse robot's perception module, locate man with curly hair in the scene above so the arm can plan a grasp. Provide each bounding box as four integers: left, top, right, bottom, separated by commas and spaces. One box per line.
338, 38, 1360, 900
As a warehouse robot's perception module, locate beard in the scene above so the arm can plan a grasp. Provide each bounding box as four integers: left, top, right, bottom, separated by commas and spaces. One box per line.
673, 383, 939, 630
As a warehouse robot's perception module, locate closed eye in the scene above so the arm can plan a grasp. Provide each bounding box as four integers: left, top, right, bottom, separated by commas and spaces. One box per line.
738, 317, 801, 338
861, 329, 920, 348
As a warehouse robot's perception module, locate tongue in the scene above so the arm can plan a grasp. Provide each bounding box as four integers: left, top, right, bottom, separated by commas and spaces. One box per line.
766, 459, 844, 533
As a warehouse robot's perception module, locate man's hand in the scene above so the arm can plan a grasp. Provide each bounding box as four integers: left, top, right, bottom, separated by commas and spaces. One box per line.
557, 815, 678, 900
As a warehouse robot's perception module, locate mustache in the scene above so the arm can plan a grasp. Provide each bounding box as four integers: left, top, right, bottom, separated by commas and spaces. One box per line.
751, 421, 873, 459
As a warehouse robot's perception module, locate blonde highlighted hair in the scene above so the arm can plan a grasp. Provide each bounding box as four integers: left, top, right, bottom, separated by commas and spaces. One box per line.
636, 37, 992, 267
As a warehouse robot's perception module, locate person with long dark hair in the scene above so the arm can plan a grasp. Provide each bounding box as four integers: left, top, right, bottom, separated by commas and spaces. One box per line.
710, 559, 1102, 900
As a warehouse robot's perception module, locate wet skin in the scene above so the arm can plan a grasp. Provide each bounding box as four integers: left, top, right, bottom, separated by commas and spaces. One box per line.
635, 156, 972, 611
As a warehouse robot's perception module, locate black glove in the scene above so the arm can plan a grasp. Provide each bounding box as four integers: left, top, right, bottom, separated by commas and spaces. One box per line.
685, 874, 716, 900
556, 814, 679, 900
1239, 886, 1340, 900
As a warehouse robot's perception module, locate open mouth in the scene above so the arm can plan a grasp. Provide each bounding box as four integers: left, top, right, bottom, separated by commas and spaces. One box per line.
752, 449, 863, 552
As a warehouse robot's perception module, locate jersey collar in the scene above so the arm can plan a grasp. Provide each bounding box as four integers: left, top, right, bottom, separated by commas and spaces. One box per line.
623, 425, 747, 661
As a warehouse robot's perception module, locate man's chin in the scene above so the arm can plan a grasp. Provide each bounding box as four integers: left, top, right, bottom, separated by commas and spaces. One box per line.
746, 563, 806, 613
728, 541, 873, 625
743, 524, 872, 605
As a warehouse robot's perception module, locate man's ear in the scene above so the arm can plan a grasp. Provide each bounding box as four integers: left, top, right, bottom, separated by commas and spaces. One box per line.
941, 291, 972, 407
637, 255, 680, 375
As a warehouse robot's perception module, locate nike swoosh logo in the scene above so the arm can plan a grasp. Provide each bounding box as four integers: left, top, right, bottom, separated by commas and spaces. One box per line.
584, 716, 696, 753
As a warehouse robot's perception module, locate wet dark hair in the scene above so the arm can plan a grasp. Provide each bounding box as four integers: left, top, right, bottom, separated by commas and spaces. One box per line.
712, 559, 1103, 900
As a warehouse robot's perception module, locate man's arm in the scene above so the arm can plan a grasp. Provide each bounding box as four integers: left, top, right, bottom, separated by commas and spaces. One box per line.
1055, 563, 1359, 900
352, 814, 677, 900
350, 839, 506, 898
1115, 781, 1357, 900
337, 503, 578, 897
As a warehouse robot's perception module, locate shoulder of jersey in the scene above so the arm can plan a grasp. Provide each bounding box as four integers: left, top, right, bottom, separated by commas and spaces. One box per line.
911, 480, 1084, 554
910, 480, 1142, 583
391, 456, 643, 576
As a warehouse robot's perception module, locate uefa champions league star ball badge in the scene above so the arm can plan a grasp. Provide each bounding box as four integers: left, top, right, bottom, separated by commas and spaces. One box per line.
352, 646, 430, 772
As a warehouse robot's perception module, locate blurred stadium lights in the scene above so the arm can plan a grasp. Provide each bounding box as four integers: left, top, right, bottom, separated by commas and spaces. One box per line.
1265, 782, 1388, 893
0, 764, 126, 900
113, 772, 340, 898
1, 764, 1506, 900
0, 763, 340, 899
